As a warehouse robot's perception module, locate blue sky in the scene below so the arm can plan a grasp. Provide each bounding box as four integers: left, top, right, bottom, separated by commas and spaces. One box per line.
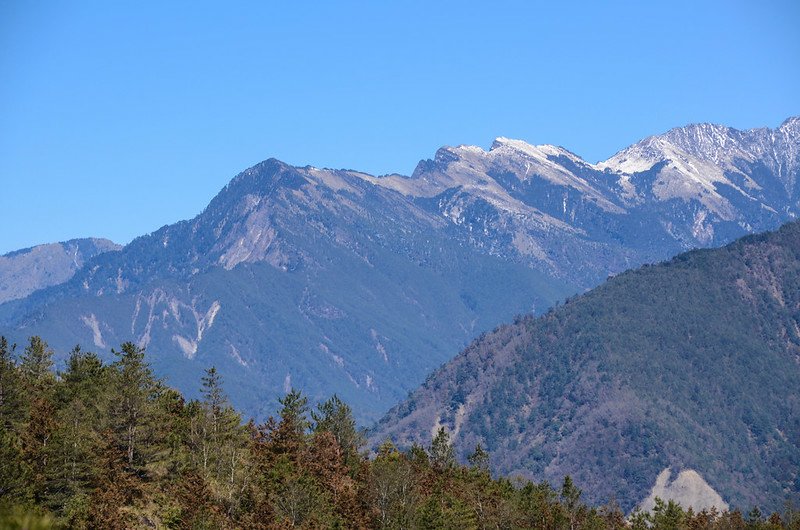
1, 1, 798, 254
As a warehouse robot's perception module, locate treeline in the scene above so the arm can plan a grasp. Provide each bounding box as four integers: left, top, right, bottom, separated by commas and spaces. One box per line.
0, 337, 797, 529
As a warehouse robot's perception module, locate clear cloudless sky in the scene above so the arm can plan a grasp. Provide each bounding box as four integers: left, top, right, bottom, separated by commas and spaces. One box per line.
1, 0, 799, 253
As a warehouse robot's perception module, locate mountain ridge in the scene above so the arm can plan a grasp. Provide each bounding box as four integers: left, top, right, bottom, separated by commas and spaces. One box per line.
1, 117, 798, 424
0, 238, 120, 304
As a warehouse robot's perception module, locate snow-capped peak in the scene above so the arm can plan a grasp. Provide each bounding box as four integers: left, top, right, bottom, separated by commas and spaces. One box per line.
489, 137, 580, 165
491, 136, 533, 151
778, 116, 800, 138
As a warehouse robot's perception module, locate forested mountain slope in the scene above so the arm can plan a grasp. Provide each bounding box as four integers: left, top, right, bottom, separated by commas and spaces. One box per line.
373, 221, 800, 512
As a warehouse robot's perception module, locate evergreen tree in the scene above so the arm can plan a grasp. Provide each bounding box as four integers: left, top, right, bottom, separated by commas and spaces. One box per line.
305, 430, 363, 526
650, 497, 686, 530
199, 366, 225, 475
311, 394, 365, 470
371, 440, 417, 529
271, 388, 309, 461
518, 480, 561, 530
196, 366, 248, 514
562, 475, 584, 530
108, 341, 159, 468
271, 473, 321, 527
21, 395, 59, 504
173, 471, 223, 530
19, 336, 54, 390
278, 388, 309, 436
0, 428, 31, 504
48, 347, 108, 512
749, 506, 765, 527
4, 334, 798, 529
0, 336, 21, 429
429, 427, 455, 471
467, 443, 490, 474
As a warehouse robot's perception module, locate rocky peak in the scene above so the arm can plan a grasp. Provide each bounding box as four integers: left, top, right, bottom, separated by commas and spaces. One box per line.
779, 115, 800, 132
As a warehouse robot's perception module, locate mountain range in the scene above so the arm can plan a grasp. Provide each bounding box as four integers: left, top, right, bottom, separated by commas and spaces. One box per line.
0, 238, 120, 304
372, 220, 800, 512
0, 117, 798, 423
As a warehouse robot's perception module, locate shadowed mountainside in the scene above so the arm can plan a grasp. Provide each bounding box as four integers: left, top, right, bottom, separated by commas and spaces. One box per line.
372, 221, 800, 511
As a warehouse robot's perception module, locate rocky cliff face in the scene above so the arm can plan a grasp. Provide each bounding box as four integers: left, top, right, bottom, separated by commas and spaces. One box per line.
1, 118, 798, 424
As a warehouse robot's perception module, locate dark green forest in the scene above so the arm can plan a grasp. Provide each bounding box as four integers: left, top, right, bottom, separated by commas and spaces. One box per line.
0, 336, 797, 529
374, 221, 800, 511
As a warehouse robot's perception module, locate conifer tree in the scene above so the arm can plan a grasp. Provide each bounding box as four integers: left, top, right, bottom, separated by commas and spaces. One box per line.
22, 395, 59, 503
311, 394, 365, 471
0, 428, 30, 504
467, 443, 490, 474
0, 336, 21, 429
48, 347, 107, 512
429, 427, 456, 471
19, 336, 54, 390
561, 475, 584, 530
200, 366, 225, 474
371, 440, 417, 529
196, 366, 248, 513
305, 430, 363, 526
108, 341, 158, 468
272, 388, 309, 461
174, 471, 223, 530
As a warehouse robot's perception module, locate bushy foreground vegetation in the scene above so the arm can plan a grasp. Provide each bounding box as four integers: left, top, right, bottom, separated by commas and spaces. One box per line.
0, 336, 797, 529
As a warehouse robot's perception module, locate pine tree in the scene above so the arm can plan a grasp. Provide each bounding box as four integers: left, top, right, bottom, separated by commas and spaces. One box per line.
173, 471, 223, 530
518, 480, 560, 530
0, 428, 31, 504
305, 430, 363, 526
199, 367, 225, 475
561, 475, 583, 530
19, 336, 54, 390
196, 366, 248, 515
650, 497, 686, 530
48, 347, 108, 512
0, 338, 31, 505
271, 473, 321, 528
0, 336, 21, 429
21, 395, 58, 504
108, 341, 159, 469
749, 506, 765, 527
467, 443, 490, 474
271, 388, 309, 462
311, 394, 365, 471
429, 427, 455, 471
464, 445, 506, 528
370, 441, 417, 529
